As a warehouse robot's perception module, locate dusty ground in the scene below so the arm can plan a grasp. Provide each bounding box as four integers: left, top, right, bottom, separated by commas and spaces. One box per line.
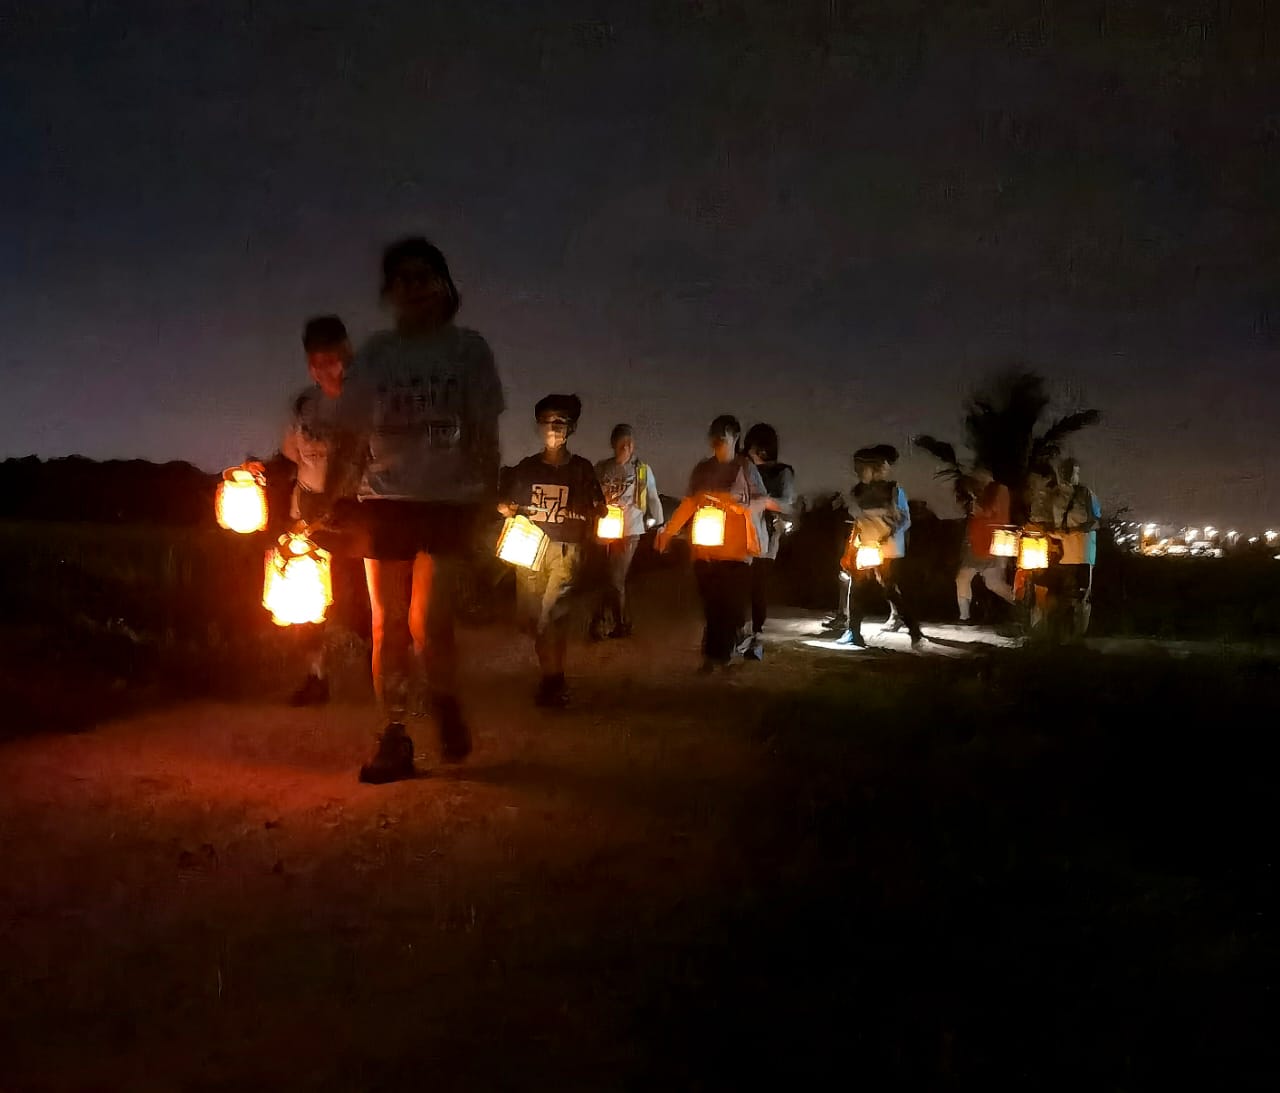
0, 576, 1275, 1090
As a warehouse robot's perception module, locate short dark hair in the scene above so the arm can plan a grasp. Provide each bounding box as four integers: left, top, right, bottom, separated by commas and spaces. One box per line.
854, 443, 899, 466
535, 393, 582, 424
301, 315, 348, 353
708, 414, 741, 440
380, 236, 461, 320
610, 423, 634, 446
743, 423, 778, 462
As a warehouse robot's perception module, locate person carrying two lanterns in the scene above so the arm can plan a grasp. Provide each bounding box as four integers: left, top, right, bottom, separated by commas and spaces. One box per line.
497, 394, 607, 708
836, 445, 924, 649
278, 314, 359, 707
655, 415, 776, 673
590, 423, 664, 642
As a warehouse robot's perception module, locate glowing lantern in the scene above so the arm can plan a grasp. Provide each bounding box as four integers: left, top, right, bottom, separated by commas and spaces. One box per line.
691, 505, 726, 547
855, 540, 883, 570
990, 528, 1020, 558
262, 534, 332, 627
496, 515, 549, 570
216, 466, 268, 534
596, 505, 625, 541
1018, 535, 1050, 571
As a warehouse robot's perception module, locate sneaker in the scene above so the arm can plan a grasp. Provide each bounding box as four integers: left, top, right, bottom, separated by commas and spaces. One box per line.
289, 673, 330, 707
534, 674, 570, 708
607, 622, 633, 639
433, 695, 473, 762
881, 618, 905, 634
834, 629, 867, 648
359, 724, 416, 784
820, 614, 847, 631
741, 636, 764, 661
909, 631, 925, 648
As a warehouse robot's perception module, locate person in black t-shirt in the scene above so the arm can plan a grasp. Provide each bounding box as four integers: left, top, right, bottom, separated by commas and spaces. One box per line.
498, 394, 607, 707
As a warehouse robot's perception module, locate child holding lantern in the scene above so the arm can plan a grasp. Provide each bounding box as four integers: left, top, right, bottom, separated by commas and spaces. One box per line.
590, 423, 664, 641
498, 394, 607, 707
326, 236, 505, 784
837, 445, 923, 648
280, 315, 356, 706
656, 415, 775, 672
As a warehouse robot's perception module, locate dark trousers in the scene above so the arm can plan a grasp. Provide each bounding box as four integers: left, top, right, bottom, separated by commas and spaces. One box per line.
694, 560, 750, 663
750, 557, 775, 635
592, 535, 641, 632
845, 558, 920, 639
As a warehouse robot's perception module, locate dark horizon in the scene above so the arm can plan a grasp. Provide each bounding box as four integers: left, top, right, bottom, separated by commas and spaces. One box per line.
4, 1, 1277, 526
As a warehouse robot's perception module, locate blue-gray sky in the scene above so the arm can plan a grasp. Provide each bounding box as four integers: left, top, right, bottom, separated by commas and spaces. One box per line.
3, 1, 1278, 525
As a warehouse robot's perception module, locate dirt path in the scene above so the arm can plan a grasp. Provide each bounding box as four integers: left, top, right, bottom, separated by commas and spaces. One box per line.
2, 588, 1273, 1090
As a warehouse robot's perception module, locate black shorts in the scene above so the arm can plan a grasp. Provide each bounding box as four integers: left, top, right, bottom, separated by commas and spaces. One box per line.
354, 500, 485, 562
293, 496, 366, 558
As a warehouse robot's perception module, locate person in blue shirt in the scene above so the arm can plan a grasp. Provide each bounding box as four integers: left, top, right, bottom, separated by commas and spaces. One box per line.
837, 445, 923, 648
1051, 456, 1101, 641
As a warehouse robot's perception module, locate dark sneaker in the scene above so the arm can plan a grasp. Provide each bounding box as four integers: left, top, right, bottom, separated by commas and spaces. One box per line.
588, 620, 608, 643
534, 674, 570, 708
289, 673, 330, 707
607, 623, 633, 639
835, 629, 867, 648
433, 696, 473, 763
359, 724, 416, 784
742, 636, 764, 661
909, 630, 925, 648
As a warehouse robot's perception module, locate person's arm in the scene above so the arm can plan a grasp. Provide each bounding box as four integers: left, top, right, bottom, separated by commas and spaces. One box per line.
743, 461, 774, 515
584, 460, 609, 521
497, 462, 524, 518
323, 364, 374, 503
1081, 490, 1102, 532
654, 496, 697, 551
774, 465, 797, 515
465, 332, 505, 495
644, 464, 664, 526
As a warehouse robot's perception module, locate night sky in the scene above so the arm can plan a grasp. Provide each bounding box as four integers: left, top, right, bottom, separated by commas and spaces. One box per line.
3, 1, 1277, 526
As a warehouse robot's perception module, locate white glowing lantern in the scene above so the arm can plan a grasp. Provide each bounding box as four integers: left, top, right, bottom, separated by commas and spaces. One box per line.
990, 528, 1020, 558
596, 505, 624, 541
1018, 535, 1050, 571
216, 466, 268, 534
496, 515, 549, 570
855, 541, 883, 570
262, 534, 332, 627
691, 505, 726, 547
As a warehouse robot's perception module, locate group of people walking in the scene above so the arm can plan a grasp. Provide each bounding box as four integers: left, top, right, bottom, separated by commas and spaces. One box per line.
274, 234, 1099, 785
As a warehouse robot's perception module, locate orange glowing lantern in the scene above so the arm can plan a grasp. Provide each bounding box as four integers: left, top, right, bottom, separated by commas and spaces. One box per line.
691, 505, 726, 547
262, 534, 332, 627
596, 505, 625, 541
990, 527, 1020, 558
855, 539, 883, 570
496, 515, 549, 570
1018, 535, 1050, 571
216, 466, 268, 534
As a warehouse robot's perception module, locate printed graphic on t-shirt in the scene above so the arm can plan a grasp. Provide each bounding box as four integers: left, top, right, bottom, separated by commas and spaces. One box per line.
530, 484, 570, 524
376, 370, 464, 449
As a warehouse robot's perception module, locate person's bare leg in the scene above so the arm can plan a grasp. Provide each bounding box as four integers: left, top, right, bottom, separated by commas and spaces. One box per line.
411, 552, 470, 760
359, 559, 417, 783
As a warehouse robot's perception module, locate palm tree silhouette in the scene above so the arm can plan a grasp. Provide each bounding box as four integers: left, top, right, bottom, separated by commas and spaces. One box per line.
915, 370, 1100, 522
